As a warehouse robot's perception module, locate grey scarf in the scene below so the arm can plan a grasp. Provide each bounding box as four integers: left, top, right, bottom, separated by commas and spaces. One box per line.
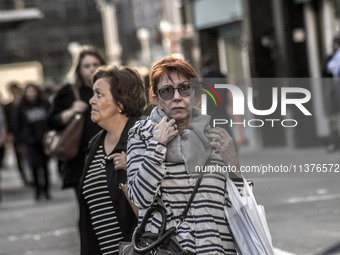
150, 107, 212, 174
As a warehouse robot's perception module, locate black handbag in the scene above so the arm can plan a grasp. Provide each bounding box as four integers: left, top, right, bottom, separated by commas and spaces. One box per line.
119, 174, 203, 255
119, 205, 187, 255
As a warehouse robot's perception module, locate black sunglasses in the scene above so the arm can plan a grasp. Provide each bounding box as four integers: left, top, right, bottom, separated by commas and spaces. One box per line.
158, 83, 191, 100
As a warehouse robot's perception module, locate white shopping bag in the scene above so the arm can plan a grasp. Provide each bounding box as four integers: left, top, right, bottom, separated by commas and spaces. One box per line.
224, 178, 274, 255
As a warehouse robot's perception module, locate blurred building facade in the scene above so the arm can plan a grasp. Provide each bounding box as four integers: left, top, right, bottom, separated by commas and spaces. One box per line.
1, 0, 340, 148
168, 0, 340, 148
0, 0, 105, 81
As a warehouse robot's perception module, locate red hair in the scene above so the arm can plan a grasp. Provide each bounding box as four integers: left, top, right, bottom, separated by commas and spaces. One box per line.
149, 56, 198, 104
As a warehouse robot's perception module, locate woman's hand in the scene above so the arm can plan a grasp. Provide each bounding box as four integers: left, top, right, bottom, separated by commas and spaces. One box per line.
71, 100, 88, 114
207, 127, 242, 177
108, 151, 127, 170
61, 100, 88, 124
153, 116, 178, 144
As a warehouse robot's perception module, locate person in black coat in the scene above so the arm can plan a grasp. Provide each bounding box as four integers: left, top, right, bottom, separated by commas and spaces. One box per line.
78, 65, 146, 254
4, 82, 28, 185
322, 36, 340, 152
47, 45, 105, 194
16, 84, 50, 200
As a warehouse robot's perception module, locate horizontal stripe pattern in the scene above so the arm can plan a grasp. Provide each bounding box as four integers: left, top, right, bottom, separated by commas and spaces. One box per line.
127, 119, 248, 255
83, 144, 123, 255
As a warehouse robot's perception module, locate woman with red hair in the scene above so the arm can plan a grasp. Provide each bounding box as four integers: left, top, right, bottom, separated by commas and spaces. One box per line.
127, 56, 244, 254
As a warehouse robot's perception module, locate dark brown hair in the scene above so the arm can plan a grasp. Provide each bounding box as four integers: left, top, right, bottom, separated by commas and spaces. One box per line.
21, 83, 43, 105
92, 65, 147, 117
149, 56, 198, 104
67, 45, 106, 88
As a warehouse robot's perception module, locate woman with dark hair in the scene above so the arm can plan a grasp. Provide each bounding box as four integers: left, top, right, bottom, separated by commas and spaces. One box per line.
47, 45, 105, 194
78, 65, 146, 255
4, 82, 28, 185
127, 56, 245, 254
16, 84, 50, 200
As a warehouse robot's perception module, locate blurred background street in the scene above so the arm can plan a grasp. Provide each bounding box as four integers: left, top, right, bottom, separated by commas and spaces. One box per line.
1, 0, 340, 150
0, 149, 79, 255
1, 146, 339, 255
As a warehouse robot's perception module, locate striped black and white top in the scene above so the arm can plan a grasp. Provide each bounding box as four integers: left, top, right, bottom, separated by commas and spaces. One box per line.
82, 144, 123, 255
127, 119, 246, 255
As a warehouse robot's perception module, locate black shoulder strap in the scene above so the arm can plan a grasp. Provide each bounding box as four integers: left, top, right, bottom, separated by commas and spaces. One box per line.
177, 173, 203, 226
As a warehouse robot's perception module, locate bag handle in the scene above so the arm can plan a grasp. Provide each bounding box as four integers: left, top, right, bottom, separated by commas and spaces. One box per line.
133, 173, 203, 254
69, 85, 83, 121
71, 85, 81, 101
133, 205, 174, 254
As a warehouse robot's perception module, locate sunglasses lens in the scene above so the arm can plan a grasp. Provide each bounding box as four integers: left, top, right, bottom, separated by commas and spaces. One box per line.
158, 84, 191, 100
159, 86, 174, 100
178, 84, 191, 97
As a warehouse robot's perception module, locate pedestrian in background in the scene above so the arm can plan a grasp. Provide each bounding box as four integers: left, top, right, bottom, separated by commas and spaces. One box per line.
3, 82, 29, 185
16, 84, 51, 200
200, 69, 235, 138
78, 65, 145, 254
127, 56, 244, 254
201, 56, 248, 147
0, 101, 6, 203
47, 45, 105, 196
323, 36, 340, 152
0, 99, 6, 168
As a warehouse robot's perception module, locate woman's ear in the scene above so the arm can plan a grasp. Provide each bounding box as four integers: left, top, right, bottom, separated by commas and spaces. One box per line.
117, 102, 124, 113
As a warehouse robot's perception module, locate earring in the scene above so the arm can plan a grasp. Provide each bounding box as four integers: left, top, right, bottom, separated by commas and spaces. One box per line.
118, 108, 122, 113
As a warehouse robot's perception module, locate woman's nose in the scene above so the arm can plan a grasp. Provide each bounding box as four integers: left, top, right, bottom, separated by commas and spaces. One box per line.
90, 65, 98, 74
172, 89, 182, 100
89, 96, 95, 105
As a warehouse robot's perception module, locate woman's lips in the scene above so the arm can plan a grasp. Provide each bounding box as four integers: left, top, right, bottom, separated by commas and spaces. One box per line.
171, 107, 185, 110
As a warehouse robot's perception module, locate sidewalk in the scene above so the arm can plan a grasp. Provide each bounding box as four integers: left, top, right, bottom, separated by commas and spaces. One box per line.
238, 146, 340, 255
0, 149, 79, 255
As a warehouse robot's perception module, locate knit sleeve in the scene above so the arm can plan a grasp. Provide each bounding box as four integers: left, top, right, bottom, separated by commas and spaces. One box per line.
127, 120, 168, 208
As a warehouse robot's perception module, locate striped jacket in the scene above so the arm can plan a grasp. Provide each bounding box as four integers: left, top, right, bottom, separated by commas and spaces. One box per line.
127, 118, 245, 255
